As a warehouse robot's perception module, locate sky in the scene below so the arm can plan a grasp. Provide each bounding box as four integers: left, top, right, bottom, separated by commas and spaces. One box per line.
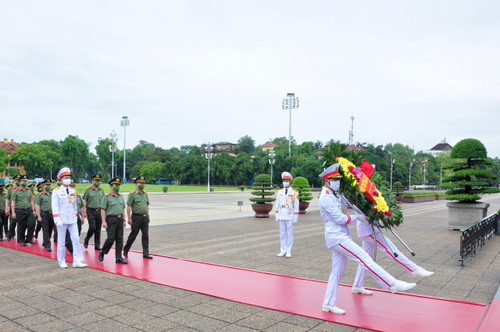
1, 1, 500, 158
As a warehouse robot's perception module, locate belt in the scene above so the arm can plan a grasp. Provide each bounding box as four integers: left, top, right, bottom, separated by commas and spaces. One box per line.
88, 208, 100, 211
133, 213, 148, 217
279, 205, 288, 208
16, 208, 30, 211
42, 211, 52, 214
0, 210, 4, 213
107, 214, 122, 218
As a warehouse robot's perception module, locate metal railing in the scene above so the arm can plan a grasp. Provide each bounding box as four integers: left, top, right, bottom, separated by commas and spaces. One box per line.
459, 213, 498, 266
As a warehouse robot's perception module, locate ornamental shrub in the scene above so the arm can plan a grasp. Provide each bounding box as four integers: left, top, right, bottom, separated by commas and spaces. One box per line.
392, 181, 404, 196
439, 138, 500, 202
249, 174, 276, 204
291, 176, 313, 202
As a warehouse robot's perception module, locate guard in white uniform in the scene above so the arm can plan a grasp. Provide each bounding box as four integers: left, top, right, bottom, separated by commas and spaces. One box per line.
274, 172, 299, 258
353, 220, 433, 291
319, 163, 416, 315
52, 167, 87, 269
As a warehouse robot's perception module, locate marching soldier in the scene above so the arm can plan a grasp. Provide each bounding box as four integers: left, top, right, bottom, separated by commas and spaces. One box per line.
35, 179, 55, 251
0, 184, 7, 241
123, 176, 153, 259
26, 183, 37, 242
52, 167, 87, 268
274, 172, 299, 258
10, 175, 36, 245
99, 177, 128, 264
34, 183, 44, 240
65, 180, 85, 254
2, 184, 12, 239
83, 174, 104, 251
5, 174, 21, 242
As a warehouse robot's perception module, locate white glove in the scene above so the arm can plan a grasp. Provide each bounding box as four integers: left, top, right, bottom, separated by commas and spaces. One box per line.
355, 212, 368, 223
293, 219, 297, 224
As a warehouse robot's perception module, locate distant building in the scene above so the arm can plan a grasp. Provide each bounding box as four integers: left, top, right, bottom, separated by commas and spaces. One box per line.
213, 142, 238, 157
261, 142, 279, 152
0, 138, 26, 178
424, 139, 453, 157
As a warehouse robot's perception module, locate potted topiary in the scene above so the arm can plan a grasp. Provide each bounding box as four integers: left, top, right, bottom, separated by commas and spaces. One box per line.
163, 186, 168, 193
392, 181, 404, 202
291, 176, 313, 214
439, 138, 500, 230
240, 185, 245, 192
249, 174, 276, 218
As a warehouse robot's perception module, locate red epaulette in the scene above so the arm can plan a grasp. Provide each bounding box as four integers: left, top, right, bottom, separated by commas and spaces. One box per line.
326, 190, 330, 195
14, 188, 18, 191
105, 193, 110, 196
87, 186, 92, 189
130, 190, 136, 194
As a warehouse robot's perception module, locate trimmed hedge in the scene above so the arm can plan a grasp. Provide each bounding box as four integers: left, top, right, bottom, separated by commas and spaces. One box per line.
291, 176, 313, 202
249, 174, 276, 204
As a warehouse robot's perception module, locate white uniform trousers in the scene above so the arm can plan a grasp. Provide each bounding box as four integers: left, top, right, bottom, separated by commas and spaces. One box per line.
278, 219, 294, 254
353, 234, 419, 288
324, 238, 396, 307
57, 223, 84, 265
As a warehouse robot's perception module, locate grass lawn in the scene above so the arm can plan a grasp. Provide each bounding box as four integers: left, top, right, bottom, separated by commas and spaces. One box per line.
73, 183, 243, 193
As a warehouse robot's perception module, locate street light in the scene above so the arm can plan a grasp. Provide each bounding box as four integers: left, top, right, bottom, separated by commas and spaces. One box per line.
121, 116, 129, 181
205, 142, 213, 192
409, 160, 413, 190
423, 160, 427, 188
282, 93, 299, 157
389, 152, 395, 190
268, 149, 276, 185
109, 130, 118, 179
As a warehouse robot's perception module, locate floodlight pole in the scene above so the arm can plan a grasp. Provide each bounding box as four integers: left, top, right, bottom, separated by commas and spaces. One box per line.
205, 143, 213, 192
282, 93, 299, 157
268, 149, 276, 185
109, 130, 118, 179
121, 116, 129, 180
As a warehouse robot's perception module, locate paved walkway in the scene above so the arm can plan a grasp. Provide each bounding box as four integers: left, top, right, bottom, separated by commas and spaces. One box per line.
2, 193, 500, 331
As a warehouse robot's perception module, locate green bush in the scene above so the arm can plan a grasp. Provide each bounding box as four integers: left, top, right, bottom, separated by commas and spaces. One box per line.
392, 181, 404, 195
439, 138, 500, 202
291, 176, 313, 202
249, 174, 276, 204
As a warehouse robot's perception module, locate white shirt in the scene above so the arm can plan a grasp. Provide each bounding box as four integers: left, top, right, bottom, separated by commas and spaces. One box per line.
52, 186, 78, 226
319, 186, 358, 248
274, 188, 300, 222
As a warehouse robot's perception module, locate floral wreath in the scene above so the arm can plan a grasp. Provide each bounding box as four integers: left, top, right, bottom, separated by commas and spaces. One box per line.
336, 156, 403, 229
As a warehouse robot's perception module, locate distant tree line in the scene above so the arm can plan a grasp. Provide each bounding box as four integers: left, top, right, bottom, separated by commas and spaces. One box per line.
8, 134, 500, 188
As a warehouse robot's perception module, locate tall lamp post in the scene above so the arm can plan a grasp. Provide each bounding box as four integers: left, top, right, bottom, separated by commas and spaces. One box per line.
282, 93, 299, 157
389, 151, 394, 190
409, 160, 413, 190
268, 149, 276, 185
121, 116, 129, 181
109, 130, 118, 179
205, 142, 213, 192
423, 160, 427, 188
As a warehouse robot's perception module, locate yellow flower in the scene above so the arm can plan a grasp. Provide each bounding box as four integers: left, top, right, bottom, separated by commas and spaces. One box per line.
337, 157, 356, 182
372, 190, 390, 213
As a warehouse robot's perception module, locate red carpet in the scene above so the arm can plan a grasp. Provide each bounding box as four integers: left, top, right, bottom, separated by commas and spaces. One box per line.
0, 238, 490, 332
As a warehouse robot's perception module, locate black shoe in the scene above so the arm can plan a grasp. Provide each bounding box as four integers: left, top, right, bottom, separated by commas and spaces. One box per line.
143, 255, 153, 259
95, 246, 102, 251
7, 235, 11, 242
83, 239, 88, 249
21, 242, 26, 247
123, 250, 128, 258
34, 233, 39, 239
116, 258, 128, 264
46, 247, 52, 252
98, 251, 104, 262
27, 240, 36, 245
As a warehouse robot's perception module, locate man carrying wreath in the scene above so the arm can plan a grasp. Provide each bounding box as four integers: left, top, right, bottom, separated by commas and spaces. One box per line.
319, 163, 416, 315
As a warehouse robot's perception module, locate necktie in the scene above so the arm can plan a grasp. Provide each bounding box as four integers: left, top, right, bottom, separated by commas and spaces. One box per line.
66, 188, 69, 195
285, 189, 288, 195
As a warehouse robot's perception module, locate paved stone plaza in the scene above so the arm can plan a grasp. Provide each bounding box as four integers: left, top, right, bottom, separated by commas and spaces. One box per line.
1, 192, 500, 331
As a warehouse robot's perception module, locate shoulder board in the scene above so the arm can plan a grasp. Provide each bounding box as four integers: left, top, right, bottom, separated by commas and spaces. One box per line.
130, 190, 136, 194
105, 193, 110, 196
14, 188, 18, 191
87, 186, 92, 189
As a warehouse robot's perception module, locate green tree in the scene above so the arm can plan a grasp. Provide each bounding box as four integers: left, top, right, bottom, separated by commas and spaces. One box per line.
61, 135, 90, 179
95, 137, 114, 180
140, 161, 163, 181
0, 149, 10, 173
237, 135, 256, 154
11, 143, 56, 177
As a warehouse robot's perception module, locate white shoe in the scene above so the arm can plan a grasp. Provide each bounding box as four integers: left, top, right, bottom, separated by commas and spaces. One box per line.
322, 304, 345, 314
411, 267, 434, 278
277, 252, 286, 257
285, 253, 291, 258
73, 261, 88, 268
389, 280, 416, 293
59, 262, 68, 269
352, 286, 373, 295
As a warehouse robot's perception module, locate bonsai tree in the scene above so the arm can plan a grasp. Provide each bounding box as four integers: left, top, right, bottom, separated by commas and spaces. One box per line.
249, 174, 276, 204
291, 176, 313, 202
392, 181, 404, 196
439, 138, 500, 202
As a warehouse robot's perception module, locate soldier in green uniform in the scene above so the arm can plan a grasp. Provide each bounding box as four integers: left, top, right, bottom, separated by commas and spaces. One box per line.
26, 183, 37, 242
6, 175, 21, 242
0, 184, 7, 241
123, 176, 152, 259
99, 177, 128, 264
65, 180, 85, 254
10, 175, 36, 245
83, 174, 104, 251
34, 183, 44, 240
35, 179, 55, 251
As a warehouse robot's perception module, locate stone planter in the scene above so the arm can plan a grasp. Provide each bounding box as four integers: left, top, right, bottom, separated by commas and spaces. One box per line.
447, 202, 490, 231
435, 195, 446, 200
299, 201, 310, 214
162, 187, 168, 193
401, 196, 435, 203
251, 203, 274, 218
